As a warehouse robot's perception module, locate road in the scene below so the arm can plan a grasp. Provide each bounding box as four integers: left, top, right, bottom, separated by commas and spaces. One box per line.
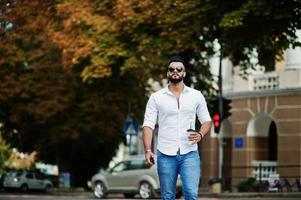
0, 192, 301, 200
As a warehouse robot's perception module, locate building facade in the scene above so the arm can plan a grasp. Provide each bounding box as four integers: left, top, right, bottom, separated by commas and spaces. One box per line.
201, 88, 301, 191
201, 33, 301, 191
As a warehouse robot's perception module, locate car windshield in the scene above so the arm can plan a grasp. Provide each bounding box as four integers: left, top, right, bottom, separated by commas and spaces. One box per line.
109, 161, 129, 173
106, 159, 150, 173
8, 171, 23, 177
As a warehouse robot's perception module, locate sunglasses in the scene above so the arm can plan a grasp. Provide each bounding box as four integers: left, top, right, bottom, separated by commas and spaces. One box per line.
168, 67, 184, 72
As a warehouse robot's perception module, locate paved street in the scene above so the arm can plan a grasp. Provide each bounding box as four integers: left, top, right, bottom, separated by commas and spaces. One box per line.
0, 192, 301, 200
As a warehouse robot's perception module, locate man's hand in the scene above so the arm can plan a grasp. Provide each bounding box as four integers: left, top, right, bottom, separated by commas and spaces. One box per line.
188, 131, 203, 144
145, 151, 155, 166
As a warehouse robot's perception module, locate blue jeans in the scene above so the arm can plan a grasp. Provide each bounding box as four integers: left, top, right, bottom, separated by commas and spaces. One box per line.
157, 150, 200, 200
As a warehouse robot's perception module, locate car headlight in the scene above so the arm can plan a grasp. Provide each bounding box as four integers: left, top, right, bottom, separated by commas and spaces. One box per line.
13, 177, 20, 182
87, 181, 92, 188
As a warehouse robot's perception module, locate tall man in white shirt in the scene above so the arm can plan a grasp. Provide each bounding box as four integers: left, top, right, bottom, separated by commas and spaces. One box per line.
142, 55, 212, 200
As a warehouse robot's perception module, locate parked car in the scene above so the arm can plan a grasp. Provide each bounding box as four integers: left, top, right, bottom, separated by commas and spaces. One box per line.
2, 170, 53, 192
87, 155, 182, 199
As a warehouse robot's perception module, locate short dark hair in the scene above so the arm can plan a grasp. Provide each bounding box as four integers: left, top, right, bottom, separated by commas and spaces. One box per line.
168, 55, 186, 67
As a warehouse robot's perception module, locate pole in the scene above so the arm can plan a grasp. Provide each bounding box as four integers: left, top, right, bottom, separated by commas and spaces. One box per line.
259, 163, 262, 182
218, 43, 223, 179
126, 101, 132, 155
129, 134, 132, 155
218, 43, 223, 122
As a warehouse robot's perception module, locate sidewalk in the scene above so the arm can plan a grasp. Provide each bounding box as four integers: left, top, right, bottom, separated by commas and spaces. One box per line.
50, 187, 301, 198
200, 191, 301, 198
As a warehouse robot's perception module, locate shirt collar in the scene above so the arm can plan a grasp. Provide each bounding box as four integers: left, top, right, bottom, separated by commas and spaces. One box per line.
163, 84, 189, 95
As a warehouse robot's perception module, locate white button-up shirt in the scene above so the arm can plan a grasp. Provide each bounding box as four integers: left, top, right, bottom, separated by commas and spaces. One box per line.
142, 85, 211, 155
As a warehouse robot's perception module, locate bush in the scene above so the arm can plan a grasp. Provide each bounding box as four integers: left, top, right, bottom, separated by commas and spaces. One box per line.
0, 136, 12, 174
237, 177, 268, 192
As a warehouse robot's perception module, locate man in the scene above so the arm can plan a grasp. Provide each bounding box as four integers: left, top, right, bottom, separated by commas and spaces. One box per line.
142, 55, 212, 200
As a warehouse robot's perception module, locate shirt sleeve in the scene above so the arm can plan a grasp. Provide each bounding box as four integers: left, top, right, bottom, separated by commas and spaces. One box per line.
142, 94, 158, 130
196, 92, 212, 124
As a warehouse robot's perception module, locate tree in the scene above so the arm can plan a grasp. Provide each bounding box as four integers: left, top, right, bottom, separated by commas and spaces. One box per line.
0, 62, 147, 186
0, 0, 148, 186
47, 0, 214, 93
0, 134, 12, 174
49, 0, 301, 88
198, 0, 301, 73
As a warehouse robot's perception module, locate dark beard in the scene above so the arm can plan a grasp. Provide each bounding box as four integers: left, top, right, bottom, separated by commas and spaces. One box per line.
168, 76, 183, 84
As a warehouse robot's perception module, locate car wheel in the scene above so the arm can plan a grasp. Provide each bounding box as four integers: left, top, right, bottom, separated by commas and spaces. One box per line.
139, 182, 154, 199
124, 193, 135, 198
45, 184, 52, 192
93, 181, 107, 199
20, 184, 28, 192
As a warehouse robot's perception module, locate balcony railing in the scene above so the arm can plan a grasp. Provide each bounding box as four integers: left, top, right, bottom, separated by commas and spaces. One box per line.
252, 160, 277, 181
252, 73, 279, 91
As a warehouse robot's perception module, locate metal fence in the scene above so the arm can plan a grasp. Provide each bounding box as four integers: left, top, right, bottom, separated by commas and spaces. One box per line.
220, 163, 301, 192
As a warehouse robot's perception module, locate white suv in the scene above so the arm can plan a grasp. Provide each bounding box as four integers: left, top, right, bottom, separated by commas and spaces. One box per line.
88, 155, 182, 199
3, 170, 53, 192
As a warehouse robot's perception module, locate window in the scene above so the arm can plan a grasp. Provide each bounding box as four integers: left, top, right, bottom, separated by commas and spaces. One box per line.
35, 173, 45, 180
9, 171, 22, 177
128, 160, 143, 170
26, 173, 34, 179
110, 161, 129, 173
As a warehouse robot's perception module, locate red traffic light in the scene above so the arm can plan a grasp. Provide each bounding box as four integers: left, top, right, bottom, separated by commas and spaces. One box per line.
213, 114, 221, 133
213, 114, 220, 121
214, 121, 220, 127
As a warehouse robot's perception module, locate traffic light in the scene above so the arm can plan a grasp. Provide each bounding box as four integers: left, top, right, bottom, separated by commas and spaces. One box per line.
213, 113, 221, 133
211, 98, 221, 134
210, 97, 232, 134
222, 98, 232, 120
